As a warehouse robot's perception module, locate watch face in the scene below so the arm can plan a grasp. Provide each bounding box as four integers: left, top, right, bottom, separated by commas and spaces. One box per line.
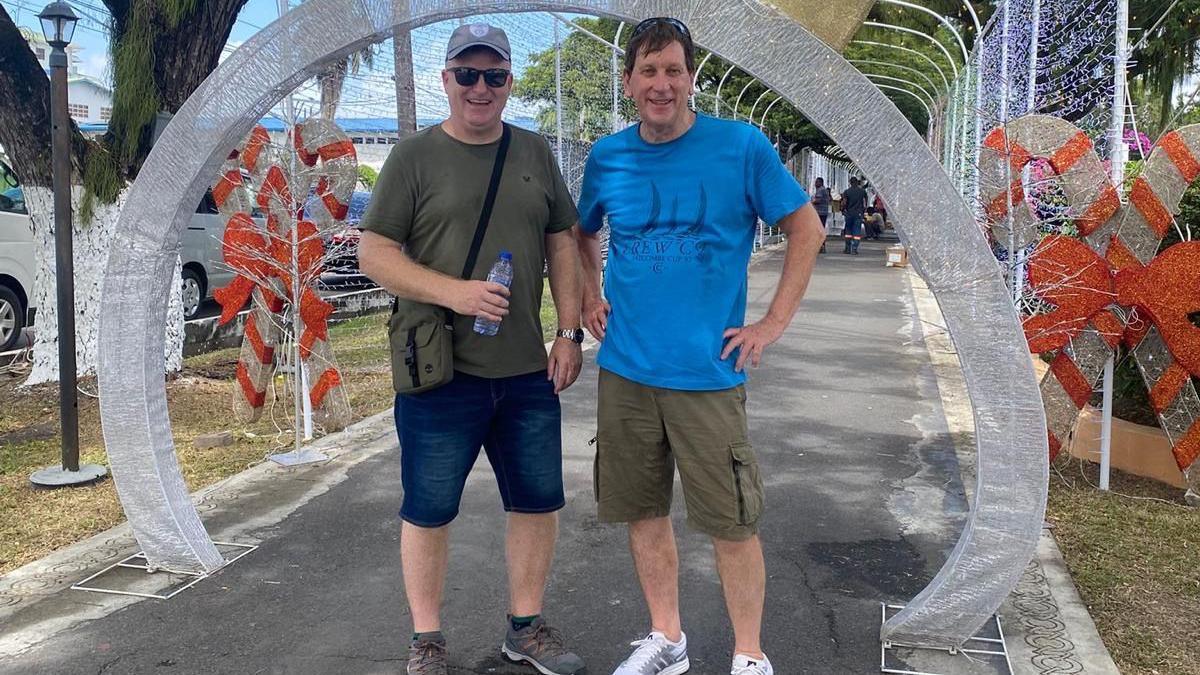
561, 329, 583, 343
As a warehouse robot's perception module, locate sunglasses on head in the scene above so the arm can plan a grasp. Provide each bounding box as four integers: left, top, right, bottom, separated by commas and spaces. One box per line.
631, 17, 691, 39
447, 66, 510, 88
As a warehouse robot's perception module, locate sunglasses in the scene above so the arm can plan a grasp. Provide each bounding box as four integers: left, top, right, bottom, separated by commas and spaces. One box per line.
631, 17, 692, 40
447, 66, 511, 88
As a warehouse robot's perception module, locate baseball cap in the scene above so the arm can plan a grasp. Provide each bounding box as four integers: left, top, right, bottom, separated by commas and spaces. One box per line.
446, 23, 512, 62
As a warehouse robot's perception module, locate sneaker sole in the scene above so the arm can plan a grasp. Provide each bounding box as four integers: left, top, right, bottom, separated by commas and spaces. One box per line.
501, 643, 584, 675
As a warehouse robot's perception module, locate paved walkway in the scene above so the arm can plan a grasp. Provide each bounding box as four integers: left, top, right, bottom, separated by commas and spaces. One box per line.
0, 236, 1110, 674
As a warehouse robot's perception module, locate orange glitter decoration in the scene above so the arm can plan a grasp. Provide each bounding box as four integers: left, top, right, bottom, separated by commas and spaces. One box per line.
308, 368, 342, 408
1160, 131, 1200, 183
236, 361, 266, 409
1051, 352, 1093, 408
1149, 362, 1191, 414
1076, 185, 1120, 235
1050, 131, 1093, 173
1115, 242, 1200, 377
1130, 176, 1174, 238
1024, 236, 1115, 353
1172, 420, 1200, 470
1048, 430, 1063, 461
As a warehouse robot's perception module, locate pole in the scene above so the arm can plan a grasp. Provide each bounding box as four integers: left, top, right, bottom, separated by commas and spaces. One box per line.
30, 41, 106, 487
555, 21, 564, 171
1100, 0, 1130, 491
52, 50, 77, 471
1027, 0, 1040, 114
612, 22, 624, 133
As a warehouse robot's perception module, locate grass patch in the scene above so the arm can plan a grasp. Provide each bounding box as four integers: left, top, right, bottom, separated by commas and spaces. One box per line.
1047, 457, 1200, 675
0, 313, 394, 575
541, 285, 558, 341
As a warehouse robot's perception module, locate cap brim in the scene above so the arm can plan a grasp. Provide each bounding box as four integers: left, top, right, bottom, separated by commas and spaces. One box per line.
446, 42, 511, 61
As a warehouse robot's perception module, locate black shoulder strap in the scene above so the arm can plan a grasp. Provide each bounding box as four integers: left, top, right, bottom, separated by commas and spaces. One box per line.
443, 123, 512, 329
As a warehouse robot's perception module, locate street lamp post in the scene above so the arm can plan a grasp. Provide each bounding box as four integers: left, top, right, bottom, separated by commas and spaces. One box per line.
30, 0, 106, 488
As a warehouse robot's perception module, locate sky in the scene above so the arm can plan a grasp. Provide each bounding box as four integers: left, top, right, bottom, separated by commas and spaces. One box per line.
1, 0, 578, 122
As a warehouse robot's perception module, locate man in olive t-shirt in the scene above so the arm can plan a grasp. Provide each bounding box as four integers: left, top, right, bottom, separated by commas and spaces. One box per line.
357, 24, 585, 675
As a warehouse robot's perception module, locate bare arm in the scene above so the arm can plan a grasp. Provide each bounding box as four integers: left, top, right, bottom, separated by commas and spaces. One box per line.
721, 203, 826, 371
545, 228, 582, 329
357, 229, 510, 322
574, 224, 610, 340
545, 228, 583, 393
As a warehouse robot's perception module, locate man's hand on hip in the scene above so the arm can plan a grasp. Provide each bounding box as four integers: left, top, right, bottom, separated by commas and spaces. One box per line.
446, 280, 510, 322
721, 318, 787, 372
547, 339, 582, 394
583, 295, 611, 341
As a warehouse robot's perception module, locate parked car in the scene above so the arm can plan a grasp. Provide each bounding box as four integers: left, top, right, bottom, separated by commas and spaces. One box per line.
179, 189, 240, 319
0, 183, 36, 352
312, 190, 372, 287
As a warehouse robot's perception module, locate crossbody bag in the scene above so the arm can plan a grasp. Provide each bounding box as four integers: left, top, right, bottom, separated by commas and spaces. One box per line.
388, 123, 512, 394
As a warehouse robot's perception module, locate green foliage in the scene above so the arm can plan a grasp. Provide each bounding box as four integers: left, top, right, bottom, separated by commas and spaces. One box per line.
357, 165, 378, 190
1129, 0, 1200, 133
84, 0, 202, 214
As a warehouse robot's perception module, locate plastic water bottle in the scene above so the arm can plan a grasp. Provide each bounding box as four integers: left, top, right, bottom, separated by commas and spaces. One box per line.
473, 251, 513, 336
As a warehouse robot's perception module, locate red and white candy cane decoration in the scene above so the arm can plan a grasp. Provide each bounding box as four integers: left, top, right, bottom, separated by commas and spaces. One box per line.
210, 122, 356, 430
979, 115, 1119, 250
992, 115, 1200, 503
294, 118, 357, 231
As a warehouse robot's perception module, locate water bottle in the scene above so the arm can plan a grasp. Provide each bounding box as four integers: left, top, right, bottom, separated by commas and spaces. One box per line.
473, 251, 514, 336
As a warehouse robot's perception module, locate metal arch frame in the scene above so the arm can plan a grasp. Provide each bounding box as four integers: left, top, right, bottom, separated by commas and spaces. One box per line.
97, 0, 1047, 653
690, 50, 713, 109
850, 59, 940, 96
864, 21, 959, 79
713, 62, 737, 116
873, 82, 933, 122
758, 94, 783, 129
878, 0, 970, 65
864, 73, 937, 110
748, 88, 773, 125
732, 77, 759, 120
852, 40, 951, 92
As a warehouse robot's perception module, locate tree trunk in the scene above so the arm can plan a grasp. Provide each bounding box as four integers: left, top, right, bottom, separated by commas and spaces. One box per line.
394, 30, 418, 137
318, 59, 349, 121
21, 188, 184, 385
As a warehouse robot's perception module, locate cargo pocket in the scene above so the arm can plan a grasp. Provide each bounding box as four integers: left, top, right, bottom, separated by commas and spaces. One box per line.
729, 441, 763, 526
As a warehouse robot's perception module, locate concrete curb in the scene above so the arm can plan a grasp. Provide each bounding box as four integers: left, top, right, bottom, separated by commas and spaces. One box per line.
906, 268, 1120, 675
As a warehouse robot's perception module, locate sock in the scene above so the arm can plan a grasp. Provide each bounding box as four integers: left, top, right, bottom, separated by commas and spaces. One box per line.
412, 630, 444, 643
510, 614, 539, 631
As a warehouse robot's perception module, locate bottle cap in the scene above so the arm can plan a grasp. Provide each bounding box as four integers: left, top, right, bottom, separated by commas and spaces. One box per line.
500, 250, 513, 261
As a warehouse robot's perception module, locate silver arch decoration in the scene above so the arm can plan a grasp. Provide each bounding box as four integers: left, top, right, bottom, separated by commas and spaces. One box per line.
97, 0, 1047, 649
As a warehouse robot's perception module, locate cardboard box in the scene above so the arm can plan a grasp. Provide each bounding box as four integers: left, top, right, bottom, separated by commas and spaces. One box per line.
885, 245, 908, 267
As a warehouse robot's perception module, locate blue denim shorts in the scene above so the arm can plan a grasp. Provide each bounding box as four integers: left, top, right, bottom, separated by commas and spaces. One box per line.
394, 370, 565, 528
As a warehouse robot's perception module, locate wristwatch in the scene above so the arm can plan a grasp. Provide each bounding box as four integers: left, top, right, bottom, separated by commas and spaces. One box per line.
556, 328, 585, 344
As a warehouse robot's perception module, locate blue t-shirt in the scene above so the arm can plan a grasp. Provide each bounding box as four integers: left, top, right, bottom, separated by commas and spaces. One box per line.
578, 114, 810, 391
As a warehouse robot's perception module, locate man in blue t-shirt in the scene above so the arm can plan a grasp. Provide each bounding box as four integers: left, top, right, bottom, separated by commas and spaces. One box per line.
574, 17, 825, 675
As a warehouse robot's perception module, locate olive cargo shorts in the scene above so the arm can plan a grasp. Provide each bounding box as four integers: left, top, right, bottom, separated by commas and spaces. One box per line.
594, 369, 764, 541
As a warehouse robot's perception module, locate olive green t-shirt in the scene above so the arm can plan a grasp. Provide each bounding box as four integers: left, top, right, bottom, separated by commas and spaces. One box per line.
360, 124, 578, 379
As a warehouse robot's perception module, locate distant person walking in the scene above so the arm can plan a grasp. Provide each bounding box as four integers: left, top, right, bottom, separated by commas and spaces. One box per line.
811, 177, 832, 254
841, 177, 868, 255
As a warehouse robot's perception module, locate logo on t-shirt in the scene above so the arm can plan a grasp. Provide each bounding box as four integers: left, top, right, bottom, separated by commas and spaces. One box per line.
619, 181, 712, 273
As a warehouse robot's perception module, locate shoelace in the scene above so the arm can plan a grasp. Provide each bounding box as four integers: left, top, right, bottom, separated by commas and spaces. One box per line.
411, 641, 447, 671
623, 636, 670, 669
528, 622, 567, 652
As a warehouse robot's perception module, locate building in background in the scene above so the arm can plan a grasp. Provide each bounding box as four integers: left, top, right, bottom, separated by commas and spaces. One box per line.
19, 26, 113, 125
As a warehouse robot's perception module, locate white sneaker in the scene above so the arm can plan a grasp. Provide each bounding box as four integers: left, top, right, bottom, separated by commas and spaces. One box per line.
612, 631, 689, 675
731, 653, 773, 675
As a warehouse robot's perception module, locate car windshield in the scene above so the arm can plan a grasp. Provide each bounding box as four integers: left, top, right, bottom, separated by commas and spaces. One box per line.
0, 187, 26, 214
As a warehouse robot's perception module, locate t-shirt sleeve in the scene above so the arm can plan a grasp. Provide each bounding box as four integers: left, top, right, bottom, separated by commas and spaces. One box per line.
577, 150, 605, 234
745, 128, 809, 225
544, 137, 579, 234
358, 145, 416, 244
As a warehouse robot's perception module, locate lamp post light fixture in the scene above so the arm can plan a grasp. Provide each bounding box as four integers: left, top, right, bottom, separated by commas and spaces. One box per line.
30, 0, 107, 488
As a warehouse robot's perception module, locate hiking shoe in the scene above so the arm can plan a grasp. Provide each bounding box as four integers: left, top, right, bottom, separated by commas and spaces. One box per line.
502, 616, 585, 675
407, 634, 448, 675
731, 654, 773, 675
612, 631, 689, 675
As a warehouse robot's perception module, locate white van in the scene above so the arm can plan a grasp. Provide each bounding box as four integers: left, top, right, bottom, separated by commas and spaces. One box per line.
0, 183, 35, 352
